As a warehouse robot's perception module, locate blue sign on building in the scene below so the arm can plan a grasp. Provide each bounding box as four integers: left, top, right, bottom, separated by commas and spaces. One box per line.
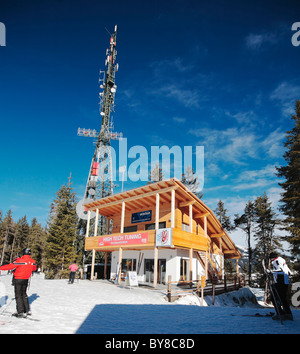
131, 210, 152, 224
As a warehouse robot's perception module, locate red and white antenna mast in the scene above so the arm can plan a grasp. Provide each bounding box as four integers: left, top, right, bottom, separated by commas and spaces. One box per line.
76, 25, 122, 223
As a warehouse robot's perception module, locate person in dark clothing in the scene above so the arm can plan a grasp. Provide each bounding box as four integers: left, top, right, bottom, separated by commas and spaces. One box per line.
0, 248, 37, 318
269, 252, 293, 321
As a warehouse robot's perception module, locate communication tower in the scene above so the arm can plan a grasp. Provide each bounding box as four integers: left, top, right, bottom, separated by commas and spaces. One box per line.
76, 25, 122, 224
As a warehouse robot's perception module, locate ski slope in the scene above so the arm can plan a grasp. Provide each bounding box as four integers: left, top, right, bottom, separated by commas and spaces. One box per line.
0, 272, 299, 334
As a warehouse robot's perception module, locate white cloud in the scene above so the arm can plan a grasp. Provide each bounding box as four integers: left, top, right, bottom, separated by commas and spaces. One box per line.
190, 126, 259, 164
245, 32, 277, 50
260, 128, 286, 158
266, 186, 283, 211
172, 116, 186, 124
232, 179, 271, 191
225, 110, 257, 125
236, 164, 277, 182
189, 125, 285, 165
270, 81, 300, 116
156, 84, 200, 108
230, 163, 283, 193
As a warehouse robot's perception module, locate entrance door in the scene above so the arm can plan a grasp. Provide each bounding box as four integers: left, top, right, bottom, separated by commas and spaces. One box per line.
180, 258, 189, 281
144, 258, 166, 284
157, 259, 166, 284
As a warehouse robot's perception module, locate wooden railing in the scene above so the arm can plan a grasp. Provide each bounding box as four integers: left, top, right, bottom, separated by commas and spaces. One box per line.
166, 274, 246, 304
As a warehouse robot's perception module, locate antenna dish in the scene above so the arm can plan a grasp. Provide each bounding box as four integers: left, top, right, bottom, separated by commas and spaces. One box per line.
76, 198, 96, 220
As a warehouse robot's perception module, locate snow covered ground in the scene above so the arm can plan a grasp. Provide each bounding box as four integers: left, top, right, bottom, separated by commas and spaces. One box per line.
0, 272, 299, 334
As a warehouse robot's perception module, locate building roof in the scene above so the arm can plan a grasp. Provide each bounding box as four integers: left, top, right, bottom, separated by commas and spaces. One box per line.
84, 178, 241, 258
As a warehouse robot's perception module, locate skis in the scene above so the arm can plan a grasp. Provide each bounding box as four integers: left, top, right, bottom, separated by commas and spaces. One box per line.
0, 310, 40, 321
262, 259, 284, 325
231, 312, 275, 318
114, 262, 120, 284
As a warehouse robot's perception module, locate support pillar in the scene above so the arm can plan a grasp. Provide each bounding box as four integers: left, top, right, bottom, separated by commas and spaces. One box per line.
120, 202, 125, 233
90, 248, 95, 280
153, 246, 158, 288
104, 252, 108, 279
189, 204, 193, 233
86, 210, 91, 237
189, 248, 193, 282
94, 208, 99, 236
171, 189, 175, 228
155, 193, 160, 230
204, 215, 208, 279
118, 247, 122, 284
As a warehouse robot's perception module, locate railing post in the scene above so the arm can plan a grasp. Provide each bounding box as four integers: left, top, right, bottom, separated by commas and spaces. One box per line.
196, 275, 200, 295
167, 275, 172, 302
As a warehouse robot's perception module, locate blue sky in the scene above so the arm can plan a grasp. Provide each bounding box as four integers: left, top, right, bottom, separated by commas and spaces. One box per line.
0, 0, 300, 248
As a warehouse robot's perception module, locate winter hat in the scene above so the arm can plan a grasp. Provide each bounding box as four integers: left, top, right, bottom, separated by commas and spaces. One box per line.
269, 252, 278, 259
22, 248, 31, 256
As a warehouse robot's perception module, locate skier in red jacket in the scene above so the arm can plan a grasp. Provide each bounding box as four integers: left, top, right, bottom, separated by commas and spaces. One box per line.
0, 248, 37, 318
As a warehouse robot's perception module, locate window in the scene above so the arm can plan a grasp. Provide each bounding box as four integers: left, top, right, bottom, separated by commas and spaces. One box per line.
121, 259, 136, 273
145, 221, 166, 230
144, 259, 154, 272
182, 223, 190, 232
124, 225, 138, 233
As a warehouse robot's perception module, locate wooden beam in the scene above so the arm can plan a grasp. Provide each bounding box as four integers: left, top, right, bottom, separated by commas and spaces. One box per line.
179, 200, 195, 207
194, 212, 210, 219
210, 233, 224, 238
223, 250, 236, 254
87, 185, 178, 211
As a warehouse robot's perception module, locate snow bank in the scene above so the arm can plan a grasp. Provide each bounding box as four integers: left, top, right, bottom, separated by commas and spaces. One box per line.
0, 273, 299, 334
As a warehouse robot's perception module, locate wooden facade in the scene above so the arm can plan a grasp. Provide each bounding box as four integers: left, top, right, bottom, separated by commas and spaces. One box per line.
84, 178, 241, 286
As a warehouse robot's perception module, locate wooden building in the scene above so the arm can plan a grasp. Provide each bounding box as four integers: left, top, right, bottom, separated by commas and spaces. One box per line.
84, 178, 241, 287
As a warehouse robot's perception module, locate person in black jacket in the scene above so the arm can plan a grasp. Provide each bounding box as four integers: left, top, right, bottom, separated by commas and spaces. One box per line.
269, 252, 293, 321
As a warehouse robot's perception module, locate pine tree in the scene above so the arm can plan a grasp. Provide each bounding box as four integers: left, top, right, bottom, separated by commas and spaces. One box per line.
181, 165, 203, 199
214, 200, 234, 232
14, 216, 30, 260
253, 193, 282, 284
45, 177, 78, 279
0, 210, 4, 261
29, 218, 47, 271
0, 210, 15, 265
148, 162, 164, 183
214, 200, 235, 275
276, 100, 300, 277
234, 201, 255, 285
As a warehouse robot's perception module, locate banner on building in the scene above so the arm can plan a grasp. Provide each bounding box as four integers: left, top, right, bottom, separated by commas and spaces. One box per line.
131, 210, 152, 223
99, 232, 148, 247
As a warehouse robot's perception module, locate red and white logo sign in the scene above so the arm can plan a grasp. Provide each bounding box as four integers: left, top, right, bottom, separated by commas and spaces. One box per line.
156, 228, 172, 247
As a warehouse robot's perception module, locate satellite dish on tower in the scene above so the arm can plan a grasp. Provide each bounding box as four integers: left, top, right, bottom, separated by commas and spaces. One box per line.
76, 198, 96, 220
